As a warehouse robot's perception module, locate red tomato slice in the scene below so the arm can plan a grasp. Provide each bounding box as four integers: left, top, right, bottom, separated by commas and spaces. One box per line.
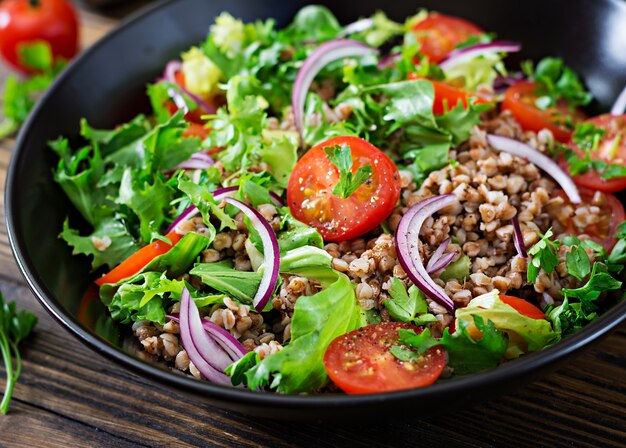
411, 13, 484, 63
408, 75, 490, 115
323, 322, 445, 394
502, 81, 586, 143
287, 136, 401, 242
499, 295, 545, 319
95, 231, 183, 286
553, 188, 625, 252
559, 114, 626, 193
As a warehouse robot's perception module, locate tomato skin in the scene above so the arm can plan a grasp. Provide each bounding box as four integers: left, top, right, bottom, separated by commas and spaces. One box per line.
0, 0, 78, 73
287, 136, 401, 242
499, 295, 545, 319
323, 322, 445, 394
553, 188, 625, 252
95, 231, 183, 286
502, 81, 585, 143
408, 74, 490, 115
560, 114, 626, 193
411, 13, 484, 63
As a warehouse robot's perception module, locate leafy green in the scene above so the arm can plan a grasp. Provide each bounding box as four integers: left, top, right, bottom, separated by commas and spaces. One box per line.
547, 297, 597, 336
349, 11, 404, 47
396, 316, 508, 375
522, 57, 592, 110
80, 115, 152, 157
565, 245, 591, 281
439, 254, 471, 281
561, 262, 622, 302
527, 228, 560, 283
233, 267, 364, 392
277, 246, 332, 273
143, 232, 211, 277
0, 290, 37, 414
258, 131, 299, 188
283, 5, 341, 43
191, 262, 262, 305
324, 144, 373, 198
383, 278, 437, 325
0, 41, 66, 139
60, 218, 138, 271
276, 210, 324, 253
455, 291, 559, 357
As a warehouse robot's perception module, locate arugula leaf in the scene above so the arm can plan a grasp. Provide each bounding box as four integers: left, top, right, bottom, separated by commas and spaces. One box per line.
524, 57, 592, 110
225, 351, 260, 386
527, 228, 560, 283
383, 278, 437, 325
324, 144, 373, 199
0, 290, 37, 414
240, 267, 365, 393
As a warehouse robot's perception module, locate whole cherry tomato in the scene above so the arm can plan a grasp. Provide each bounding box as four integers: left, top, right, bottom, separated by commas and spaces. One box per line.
0, 0, 79, 73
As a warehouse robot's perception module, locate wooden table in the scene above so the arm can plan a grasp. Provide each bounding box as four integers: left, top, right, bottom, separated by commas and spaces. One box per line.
1, 5, 625, 447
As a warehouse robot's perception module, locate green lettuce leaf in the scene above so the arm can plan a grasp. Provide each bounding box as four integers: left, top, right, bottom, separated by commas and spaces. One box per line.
190, 262, 262, 304
240, 267, 365, 393
455, 291, 559, 358
60, 217, 138, 271
143, 232, 211, 277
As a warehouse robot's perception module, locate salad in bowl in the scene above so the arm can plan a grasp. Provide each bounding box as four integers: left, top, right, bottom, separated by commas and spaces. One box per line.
52, 5, 626, 394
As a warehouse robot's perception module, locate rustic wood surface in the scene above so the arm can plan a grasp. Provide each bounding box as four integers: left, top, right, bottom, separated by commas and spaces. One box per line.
0, 4, 625, 447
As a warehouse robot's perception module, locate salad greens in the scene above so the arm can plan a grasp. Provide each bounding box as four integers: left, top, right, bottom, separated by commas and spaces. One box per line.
324, 144, 373, 198
0, 291, 37, 414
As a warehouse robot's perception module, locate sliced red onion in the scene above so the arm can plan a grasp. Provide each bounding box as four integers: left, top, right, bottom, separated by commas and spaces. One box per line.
486, 134, 581, 204
163, 60, 216, 115
172, 152, 214, 171
168, 186, 284, 234
511, 215, 528, 258
493, 72, 525, 94
610, 84, 626, 116
292, 39, 378, 144
425, 237, 451, 272
178, 287, 232, 384
395, 195, 458, 312
439, 41, 522, 72
168, 314, 247, 361
222, 197, 279, 312
340, 18, 373, 36
377, 53, 401, 70
427, 251, 458, 274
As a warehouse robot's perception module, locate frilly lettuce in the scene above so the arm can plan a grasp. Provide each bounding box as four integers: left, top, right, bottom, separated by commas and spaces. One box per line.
209, 12, 247, 57
455, 290, 559, 358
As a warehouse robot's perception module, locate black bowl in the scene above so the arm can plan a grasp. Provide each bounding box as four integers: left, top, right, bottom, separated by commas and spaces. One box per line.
6, 0, 626, 419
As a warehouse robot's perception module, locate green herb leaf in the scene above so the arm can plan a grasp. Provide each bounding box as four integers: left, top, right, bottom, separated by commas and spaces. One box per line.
389, 345, 422, 362
0, 290, 37, 414
562, 262, 622, 303
383, 278, 436, 325
525, 57, 592, 110
527, 228, 560, 283
565, 245, 591, 281
324, 144, 373, 199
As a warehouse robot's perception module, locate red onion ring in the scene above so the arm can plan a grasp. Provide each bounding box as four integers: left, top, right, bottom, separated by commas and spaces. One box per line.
425, 237, 451, 273
222, 197, 280, 312
178, 287, 232, 384
163, 60, 217, 115
512, 216, 528, 258
486, 134, 581, 204
439, 41, 522, 72
168, 314, 247, 361
340, 18, 374, 36
427, 251, 458, 274
395, 195, 458, 312
292, 39, 378, 145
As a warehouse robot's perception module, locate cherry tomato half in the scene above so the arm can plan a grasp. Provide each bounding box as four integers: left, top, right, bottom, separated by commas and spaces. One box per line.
323, 322, 445, 394
408, 74, 491, 115
411, 13, 484, 63
0, 0, 78, 73
502, 81, 586, 143
559, 114, 626, 193
287, 136, 401, 242
499, 295, 545, 319
553, 188, 625, 252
